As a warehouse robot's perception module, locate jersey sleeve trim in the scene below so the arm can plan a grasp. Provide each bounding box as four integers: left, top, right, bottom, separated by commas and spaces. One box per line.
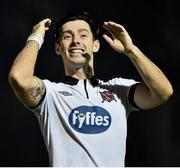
128, 83, 142, 110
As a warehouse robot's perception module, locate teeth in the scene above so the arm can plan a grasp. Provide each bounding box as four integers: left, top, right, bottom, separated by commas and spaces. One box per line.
70, 49, 83, 53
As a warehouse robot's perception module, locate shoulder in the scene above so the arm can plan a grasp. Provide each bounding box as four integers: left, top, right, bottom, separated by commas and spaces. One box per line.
99, 77, 138, 86
42, 79, 65, 89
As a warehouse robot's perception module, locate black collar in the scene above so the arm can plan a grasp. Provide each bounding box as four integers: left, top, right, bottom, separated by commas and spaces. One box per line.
62, 75, 99, 87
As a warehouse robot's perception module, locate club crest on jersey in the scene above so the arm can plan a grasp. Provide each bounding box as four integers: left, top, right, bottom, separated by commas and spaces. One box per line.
68, 106, 111, 134
99, 91, 116, 103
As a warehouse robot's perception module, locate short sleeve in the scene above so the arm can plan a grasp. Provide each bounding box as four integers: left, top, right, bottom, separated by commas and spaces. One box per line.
100, 77, 140, 114
26, 79, 52, 115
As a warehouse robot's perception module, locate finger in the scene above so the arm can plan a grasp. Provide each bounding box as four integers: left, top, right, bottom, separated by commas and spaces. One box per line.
109, 22, 130, 38
104, 22, 131, 44
103, 22, 118, 37
104, 21, 125, 34
38, 18, 51, 28
102, 34, 114, 46
104, 21, 122, 33
105, 21, 125, 30
103, 25, 119, 40
45, 19, 52, 27
40, 19, 52, 31
45, 27, 50, 31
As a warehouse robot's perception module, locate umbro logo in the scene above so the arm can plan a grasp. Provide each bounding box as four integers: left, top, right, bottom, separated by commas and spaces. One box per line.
58, 91, 73, 96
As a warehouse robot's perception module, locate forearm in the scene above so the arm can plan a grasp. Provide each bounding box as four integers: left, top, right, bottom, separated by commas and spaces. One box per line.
102, 21, 173, 108
9, 41, 39, 82
9, 17, 51, 83
126, 45, 173, 101
8, 18, 51, 107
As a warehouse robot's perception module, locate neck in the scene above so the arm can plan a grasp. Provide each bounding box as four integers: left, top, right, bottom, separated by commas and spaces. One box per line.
65, 64, 94, 80
64, 53, 95, 80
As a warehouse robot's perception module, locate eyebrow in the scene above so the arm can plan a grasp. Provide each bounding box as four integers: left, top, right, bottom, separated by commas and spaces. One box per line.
62, 29, 90, 34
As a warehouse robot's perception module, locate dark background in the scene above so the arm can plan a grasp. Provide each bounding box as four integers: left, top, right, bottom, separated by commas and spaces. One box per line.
1, 0, 180, 166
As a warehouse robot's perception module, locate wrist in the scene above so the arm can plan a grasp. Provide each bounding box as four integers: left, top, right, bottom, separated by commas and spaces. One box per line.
125, 45, 144, 61
125, 45, 138, 55
26, 33, 44, 49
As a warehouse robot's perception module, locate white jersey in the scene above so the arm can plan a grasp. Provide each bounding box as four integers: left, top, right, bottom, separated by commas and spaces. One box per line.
30, 76, 139, 167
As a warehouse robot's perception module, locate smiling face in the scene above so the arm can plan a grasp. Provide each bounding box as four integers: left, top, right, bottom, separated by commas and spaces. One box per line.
55, 20, 100, 72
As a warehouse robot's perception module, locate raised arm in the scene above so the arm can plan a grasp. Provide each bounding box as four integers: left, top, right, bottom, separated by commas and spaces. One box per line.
8, 18, 51, 108
103, 21, 173, 110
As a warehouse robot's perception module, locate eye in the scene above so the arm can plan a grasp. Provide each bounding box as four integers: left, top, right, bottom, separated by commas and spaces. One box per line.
63, 33, 72, 40
80, 34, 88, 38
64, 35, 72, 39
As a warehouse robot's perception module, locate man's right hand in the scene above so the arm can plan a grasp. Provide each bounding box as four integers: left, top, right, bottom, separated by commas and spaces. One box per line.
32, 18, 51, 39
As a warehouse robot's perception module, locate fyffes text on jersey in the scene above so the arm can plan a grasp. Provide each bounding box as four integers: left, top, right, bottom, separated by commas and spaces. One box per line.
68, 106, 111, 134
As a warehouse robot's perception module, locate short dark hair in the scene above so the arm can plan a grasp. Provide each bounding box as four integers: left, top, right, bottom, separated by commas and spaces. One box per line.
54, 11, 99, 42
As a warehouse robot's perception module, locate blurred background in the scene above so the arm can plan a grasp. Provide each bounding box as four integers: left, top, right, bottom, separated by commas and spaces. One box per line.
0, 0, 180, 166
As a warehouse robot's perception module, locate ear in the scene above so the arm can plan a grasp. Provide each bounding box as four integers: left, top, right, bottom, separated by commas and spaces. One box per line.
55, 43, 61, 55
93, 40, 100, 53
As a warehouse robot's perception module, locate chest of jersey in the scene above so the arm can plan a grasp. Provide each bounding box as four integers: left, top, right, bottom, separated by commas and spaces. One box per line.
49, 79, 127, 135
34, 79, 133, 166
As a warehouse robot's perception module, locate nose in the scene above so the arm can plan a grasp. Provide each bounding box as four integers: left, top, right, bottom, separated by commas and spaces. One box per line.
72, 34, 81, 45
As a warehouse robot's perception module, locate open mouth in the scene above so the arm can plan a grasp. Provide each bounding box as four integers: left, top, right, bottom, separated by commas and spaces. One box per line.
69, 48, 85, 56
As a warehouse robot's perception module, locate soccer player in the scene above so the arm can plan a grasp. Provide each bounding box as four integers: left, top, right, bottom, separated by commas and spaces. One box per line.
8, 11, 173, 166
